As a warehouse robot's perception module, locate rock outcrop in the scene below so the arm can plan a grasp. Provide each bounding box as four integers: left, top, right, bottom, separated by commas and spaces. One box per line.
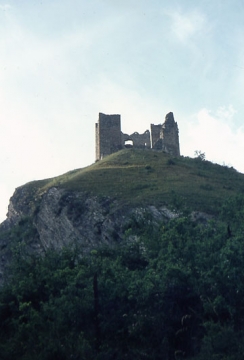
0, 185, 179, 283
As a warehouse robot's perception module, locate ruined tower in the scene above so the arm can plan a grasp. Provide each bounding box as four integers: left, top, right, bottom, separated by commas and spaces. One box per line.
151, 112, 180, 157
95, 113, 122, 161
150, 124, 162, 149
95, 111, 180, 161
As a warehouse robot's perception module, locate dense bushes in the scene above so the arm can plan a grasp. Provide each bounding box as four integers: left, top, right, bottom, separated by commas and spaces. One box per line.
1, 196, 244, 359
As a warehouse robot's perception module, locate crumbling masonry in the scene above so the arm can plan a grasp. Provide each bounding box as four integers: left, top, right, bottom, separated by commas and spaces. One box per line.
95, 112, 180, 161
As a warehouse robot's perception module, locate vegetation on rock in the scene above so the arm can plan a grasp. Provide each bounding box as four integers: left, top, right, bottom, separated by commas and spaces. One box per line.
1, 194, 244, 359
1, 149, 244, 359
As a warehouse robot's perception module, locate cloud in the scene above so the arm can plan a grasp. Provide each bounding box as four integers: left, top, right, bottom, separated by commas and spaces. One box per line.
181, 106, 244, 173
0, 4, 11, 11
216, 105, 237, 122
166, 9, 207, 43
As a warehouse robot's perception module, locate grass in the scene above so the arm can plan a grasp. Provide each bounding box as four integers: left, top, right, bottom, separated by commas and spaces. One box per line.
21, 149, 244, 215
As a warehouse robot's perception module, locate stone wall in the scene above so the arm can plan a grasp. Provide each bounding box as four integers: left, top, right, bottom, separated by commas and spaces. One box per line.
150, 113, 180, 156
95, 113, 122, 161
122, 130, 151, 149
150, 124, 162, 148
95, 111, 180, 160
160, 112, 180, 157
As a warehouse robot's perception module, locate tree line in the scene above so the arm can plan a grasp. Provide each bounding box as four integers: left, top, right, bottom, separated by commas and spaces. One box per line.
0, 196, 244, 359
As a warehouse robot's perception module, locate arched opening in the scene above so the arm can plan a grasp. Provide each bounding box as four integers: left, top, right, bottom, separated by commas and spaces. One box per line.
124, 139, 133, 148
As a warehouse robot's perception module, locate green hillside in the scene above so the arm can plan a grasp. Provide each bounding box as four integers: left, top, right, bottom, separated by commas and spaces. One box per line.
2, 150, 244, 359
27, 149, 244, 214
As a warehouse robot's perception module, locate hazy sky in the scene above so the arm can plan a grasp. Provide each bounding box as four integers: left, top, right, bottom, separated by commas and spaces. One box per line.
1, 0, 244, 221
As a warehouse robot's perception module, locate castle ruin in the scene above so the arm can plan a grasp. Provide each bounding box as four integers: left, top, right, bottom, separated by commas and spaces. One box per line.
95, 112, 180, 161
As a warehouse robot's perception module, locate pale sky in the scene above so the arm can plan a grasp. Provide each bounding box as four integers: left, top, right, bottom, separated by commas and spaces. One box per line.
1, 0, 244, 222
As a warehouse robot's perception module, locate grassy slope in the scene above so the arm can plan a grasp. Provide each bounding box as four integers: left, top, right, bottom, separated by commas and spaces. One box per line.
23, 149, 244, 215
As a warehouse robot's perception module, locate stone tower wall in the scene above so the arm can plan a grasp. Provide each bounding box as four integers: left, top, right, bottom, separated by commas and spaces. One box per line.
161, 112, 180, 157
96, 113, 122, 161
95, 123, 100, 161
150, 124, 162, 148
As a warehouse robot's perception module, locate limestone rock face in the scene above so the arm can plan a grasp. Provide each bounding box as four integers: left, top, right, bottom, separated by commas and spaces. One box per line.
32, 189, 180, 251
0, 185, 179, 282
1, 186, 179, 247
33, 187, 126, 250
0, 181, 214, 285
1, 185, 35, 229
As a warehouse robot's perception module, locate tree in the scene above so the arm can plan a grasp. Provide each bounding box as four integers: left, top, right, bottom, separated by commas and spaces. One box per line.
194, 150, 206, 161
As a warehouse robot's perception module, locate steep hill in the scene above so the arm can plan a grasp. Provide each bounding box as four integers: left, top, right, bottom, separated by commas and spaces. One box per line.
5, 148, 244, 215
0, 149, 243, 280
1, 149, 244, 359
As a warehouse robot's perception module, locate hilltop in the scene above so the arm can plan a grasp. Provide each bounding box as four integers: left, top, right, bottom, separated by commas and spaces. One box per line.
0, 149, 242, 273
4, 148, 244, 217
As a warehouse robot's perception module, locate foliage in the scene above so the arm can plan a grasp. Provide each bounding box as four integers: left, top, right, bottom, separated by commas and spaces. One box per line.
1, 196, 244, 358
20, 148, 244, 216
194, 150, 206, 161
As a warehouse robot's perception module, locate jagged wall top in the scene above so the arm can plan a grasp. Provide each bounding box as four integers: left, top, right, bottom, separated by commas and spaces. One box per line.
151, 112, 180, 157
95, 112, 180, 160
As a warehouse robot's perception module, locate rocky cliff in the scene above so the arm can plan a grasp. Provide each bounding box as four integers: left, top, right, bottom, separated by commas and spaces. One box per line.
0, 184, 178, 283
0, 148, 243, 283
